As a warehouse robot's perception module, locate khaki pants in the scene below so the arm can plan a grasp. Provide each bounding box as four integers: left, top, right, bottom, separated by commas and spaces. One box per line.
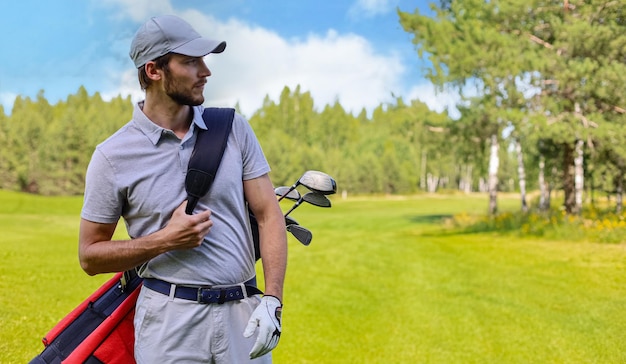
134, 285, 272, 363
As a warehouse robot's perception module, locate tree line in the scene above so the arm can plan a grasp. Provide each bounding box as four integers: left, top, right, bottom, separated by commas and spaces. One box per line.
1, 0, 624, 216
398, 0, 626, 214
0, 89, 133, 196
0, 84, 519, 196
0, 86, 458, 197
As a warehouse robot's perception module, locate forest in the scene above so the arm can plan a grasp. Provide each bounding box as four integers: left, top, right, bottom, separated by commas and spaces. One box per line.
0, 0, 624, 216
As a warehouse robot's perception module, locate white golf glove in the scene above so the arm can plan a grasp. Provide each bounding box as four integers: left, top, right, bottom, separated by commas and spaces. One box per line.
243, 295, 282, 359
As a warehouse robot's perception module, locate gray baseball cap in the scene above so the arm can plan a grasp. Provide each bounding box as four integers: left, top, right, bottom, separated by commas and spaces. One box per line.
130, 15, 226, 68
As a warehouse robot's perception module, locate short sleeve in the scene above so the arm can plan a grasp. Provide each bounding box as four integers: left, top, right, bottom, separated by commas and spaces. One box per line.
80, 148, 124, 223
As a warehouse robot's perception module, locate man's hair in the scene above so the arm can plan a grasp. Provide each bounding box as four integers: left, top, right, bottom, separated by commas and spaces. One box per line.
138, 53, 173, 90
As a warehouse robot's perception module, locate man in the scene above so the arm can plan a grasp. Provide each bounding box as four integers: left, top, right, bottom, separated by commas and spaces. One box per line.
79, 15, 287, 363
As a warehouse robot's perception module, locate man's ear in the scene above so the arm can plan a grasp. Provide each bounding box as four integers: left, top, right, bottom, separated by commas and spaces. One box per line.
144, 61, 162, 81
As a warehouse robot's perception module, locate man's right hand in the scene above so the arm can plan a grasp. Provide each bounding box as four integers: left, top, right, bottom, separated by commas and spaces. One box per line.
163, 201, 213, 250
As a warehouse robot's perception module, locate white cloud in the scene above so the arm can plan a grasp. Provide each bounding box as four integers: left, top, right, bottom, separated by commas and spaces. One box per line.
204, 20, 406, 117
88, 1, 466, 120
348, 0, 394, 19
102, 9, 408, 117
100, 0, 174, 22
407, 83, 462, 118
100, 68, 144, 105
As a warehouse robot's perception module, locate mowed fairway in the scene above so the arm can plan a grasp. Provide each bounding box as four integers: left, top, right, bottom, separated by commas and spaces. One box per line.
2, 191, 626, 363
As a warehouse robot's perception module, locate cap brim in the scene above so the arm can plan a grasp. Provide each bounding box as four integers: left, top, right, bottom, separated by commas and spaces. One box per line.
172, 38, 226, 57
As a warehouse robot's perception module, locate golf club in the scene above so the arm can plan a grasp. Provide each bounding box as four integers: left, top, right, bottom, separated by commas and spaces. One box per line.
250, 215, 309, 260
286, 224, 313, 246
284, 191, 331, 217
278, 170, 337, 201
274, 186, 301, 201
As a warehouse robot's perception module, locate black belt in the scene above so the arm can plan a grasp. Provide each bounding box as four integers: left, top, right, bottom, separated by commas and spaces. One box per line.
143, 277, 262, 304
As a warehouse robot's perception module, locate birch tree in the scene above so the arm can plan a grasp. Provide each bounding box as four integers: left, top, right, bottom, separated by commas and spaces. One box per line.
399, 0, 626, 214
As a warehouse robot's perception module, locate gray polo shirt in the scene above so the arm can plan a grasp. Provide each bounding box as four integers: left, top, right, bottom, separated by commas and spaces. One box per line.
81, 102, 270, 286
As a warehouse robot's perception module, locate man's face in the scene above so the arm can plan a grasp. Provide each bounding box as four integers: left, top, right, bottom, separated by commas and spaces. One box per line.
162, 54, 210, 106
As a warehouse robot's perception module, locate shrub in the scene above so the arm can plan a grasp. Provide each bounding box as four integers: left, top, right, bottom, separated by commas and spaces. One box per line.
447, 207, 626, 244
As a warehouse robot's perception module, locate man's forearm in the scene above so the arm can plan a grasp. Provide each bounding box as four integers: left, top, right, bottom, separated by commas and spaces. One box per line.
259, 215, 288, 300
79, 232, 170, 275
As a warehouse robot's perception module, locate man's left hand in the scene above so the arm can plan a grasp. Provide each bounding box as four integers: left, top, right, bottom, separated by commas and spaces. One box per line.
243, 295, 282, 359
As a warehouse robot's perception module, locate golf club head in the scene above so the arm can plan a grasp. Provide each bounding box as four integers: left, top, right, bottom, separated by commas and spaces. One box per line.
301, 191, 332, 208
275, 186, 301, 201
284, 191, 332, 216
298, 170, 337, 195
287, 224, 313, 246
277, 170, 336, 201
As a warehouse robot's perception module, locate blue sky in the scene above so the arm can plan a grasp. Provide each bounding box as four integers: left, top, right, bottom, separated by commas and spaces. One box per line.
0, 0, 457, 117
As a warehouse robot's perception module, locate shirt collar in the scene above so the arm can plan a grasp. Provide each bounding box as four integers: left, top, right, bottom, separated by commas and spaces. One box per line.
132, 101, 206, 145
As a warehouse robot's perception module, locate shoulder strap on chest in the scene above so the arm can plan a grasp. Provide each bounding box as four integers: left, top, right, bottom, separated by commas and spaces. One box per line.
185, 107, 235, 214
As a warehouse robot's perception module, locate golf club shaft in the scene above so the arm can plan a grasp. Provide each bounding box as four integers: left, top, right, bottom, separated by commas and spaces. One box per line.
284, 200, 302, 216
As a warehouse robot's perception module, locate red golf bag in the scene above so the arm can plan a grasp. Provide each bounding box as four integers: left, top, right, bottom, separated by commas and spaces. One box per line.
30, 270, 142, 363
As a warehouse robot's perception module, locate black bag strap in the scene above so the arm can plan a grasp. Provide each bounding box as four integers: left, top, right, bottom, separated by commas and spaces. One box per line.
185, 107, 235, 214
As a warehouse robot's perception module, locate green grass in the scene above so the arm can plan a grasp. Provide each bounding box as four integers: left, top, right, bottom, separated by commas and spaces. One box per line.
0, 191, 122, 362
2, 191, 626, 363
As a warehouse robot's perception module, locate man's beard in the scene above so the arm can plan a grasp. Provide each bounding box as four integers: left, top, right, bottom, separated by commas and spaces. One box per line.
163, 71, 204, 106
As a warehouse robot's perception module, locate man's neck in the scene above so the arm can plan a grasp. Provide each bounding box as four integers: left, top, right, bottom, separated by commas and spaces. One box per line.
142, 93, 193, 139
